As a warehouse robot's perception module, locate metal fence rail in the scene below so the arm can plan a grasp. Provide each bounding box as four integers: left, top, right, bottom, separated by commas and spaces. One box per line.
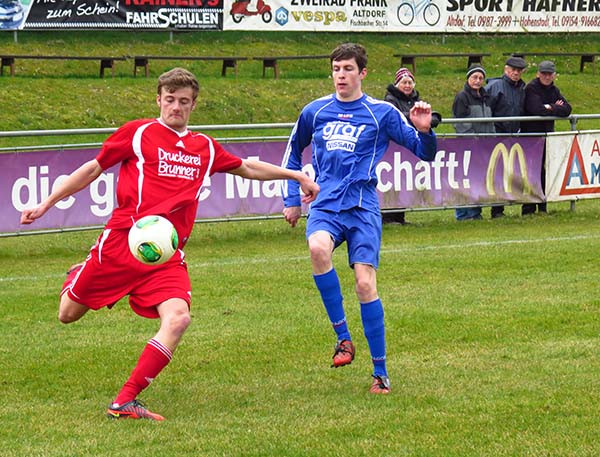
2, 114, 599, 237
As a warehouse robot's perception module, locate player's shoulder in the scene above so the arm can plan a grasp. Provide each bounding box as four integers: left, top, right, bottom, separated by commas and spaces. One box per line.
303, 94, 335, 112
122, 118, 159, 130
362, 94, 402, 120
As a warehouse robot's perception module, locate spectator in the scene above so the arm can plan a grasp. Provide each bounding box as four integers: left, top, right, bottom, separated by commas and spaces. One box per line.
521, 60, 572, 215
452, 64, 495, 221
485, 56, 527, 218
383, 67, 441, 224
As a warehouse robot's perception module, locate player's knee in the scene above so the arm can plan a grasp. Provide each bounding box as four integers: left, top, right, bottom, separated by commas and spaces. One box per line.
167, 309, 191, 336
58, 297, 86, 324
309, 243, 331, 268
58, 309, 79, 324
355, 278, 376, 302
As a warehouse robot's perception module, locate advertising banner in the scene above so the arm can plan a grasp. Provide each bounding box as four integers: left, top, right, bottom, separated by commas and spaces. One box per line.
3, 0, 600, 31
224, 0, 600, 32
2, 136, 544, 234
546, 131, 600, 201
3, 0, 223, 30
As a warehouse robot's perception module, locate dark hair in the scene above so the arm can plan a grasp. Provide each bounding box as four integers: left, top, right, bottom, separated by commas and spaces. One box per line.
157, 67, 199, 100
330, 43, 368, 71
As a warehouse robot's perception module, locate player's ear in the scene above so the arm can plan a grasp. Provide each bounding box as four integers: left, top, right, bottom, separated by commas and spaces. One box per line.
360, 67, 367, 79
156, 94, 161, 108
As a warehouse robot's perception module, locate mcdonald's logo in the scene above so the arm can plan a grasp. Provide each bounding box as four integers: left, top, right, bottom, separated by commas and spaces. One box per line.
486, 143, 532, 196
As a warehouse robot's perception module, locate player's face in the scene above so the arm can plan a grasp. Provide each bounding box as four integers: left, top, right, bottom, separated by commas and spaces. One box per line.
332, 58, 366, 102
157, 87, 197, 132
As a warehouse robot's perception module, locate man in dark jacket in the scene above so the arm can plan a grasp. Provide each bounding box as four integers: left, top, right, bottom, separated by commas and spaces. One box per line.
452, 64, 495, 221
521, 60, 572, 215
485, 56, 527, 218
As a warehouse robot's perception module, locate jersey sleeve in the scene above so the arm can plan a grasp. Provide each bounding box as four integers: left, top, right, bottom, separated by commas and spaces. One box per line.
386, 106, 437, 162
281, 108, 314, 207
209, 138, 243, 175
96, 120, 141, 170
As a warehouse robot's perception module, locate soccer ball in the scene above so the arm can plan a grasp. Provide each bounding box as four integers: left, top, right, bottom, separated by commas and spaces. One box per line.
128, 215, 179, 266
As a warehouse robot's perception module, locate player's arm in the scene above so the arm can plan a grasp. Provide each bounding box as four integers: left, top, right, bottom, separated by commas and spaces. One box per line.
229, 159, 319, 204
20, 159, 103, 225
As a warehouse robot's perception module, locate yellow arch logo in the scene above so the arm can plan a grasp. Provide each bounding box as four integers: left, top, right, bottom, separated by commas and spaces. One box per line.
486, 143, 532, 196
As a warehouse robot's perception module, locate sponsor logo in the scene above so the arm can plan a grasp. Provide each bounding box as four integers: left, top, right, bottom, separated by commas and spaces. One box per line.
322, 121, 366, 152
126, 9, 220, 28
158, 147, 202, 180
559, 135, 600, 195
275, 7, 288, 25
485, 142, 532, 196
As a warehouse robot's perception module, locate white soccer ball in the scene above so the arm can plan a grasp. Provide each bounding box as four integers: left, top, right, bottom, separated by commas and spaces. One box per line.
128, 215, 179, 266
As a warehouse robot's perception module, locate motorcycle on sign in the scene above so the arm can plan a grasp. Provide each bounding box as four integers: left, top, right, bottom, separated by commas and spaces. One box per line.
230, 0, 272, 23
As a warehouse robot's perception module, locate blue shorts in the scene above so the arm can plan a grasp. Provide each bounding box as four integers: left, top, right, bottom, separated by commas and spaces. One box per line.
306, 207, 382, 269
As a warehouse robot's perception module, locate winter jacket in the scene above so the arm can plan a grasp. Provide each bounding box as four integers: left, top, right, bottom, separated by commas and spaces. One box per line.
384, 84, 441, 128
521, 77, 572, 133
452, 83, 495, 134
485, 74, 526, 133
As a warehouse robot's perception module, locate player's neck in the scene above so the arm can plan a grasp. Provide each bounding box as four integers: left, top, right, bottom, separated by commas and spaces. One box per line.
336, 91, 363, 103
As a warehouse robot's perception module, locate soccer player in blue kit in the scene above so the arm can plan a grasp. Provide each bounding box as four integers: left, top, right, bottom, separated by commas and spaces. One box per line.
281, 43, 438, 394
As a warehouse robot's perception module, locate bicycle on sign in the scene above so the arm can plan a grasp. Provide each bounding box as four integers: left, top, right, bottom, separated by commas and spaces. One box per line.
397, 0, 441, 26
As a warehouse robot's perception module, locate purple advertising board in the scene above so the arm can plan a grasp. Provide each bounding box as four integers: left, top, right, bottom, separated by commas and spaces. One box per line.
1, 136, 544, 234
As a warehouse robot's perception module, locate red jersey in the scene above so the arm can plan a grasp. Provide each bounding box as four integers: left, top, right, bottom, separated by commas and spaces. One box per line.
96, 118, 242, 246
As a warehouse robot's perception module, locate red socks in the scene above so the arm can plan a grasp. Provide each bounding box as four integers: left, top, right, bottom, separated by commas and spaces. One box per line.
113, 339, 173, 406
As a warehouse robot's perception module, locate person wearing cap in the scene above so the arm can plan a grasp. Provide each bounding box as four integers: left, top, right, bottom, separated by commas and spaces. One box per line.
452, 63, 495, 220
484, 55, 528, 218
382, 67, 442, 224
521, 60, 572, 215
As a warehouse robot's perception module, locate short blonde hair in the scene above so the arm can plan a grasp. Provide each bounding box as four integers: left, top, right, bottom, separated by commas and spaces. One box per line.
157, 68, 199, 100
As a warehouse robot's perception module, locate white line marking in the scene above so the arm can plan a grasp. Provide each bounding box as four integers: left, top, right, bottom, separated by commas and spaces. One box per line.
2, 233, 599, 283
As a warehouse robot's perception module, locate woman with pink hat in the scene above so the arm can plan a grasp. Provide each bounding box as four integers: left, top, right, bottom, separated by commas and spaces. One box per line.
383, 67, 441, 224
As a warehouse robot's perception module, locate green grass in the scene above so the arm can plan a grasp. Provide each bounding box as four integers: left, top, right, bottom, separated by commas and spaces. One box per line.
1, 200, 600, 456
2, 31, 600, 149
2, 29, 600, 456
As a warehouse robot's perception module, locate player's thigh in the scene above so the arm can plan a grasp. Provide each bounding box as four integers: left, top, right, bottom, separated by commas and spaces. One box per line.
345, 209, 382, 269
58, 294, 90, 323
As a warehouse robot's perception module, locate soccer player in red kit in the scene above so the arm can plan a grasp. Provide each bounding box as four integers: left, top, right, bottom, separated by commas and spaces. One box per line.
20, 68, 319, 421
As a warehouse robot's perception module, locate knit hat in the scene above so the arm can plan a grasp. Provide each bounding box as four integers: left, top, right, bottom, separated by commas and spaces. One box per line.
395, 67, 415, 85
466, 63, 486, 79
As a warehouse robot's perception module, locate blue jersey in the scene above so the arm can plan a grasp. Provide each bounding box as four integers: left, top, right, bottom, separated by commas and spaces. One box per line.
282, 93, 437, 213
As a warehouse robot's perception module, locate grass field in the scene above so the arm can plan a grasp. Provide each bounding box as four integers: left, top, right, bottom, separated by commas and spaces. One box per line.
2, 200, 600, 456
2, 31, 600, 149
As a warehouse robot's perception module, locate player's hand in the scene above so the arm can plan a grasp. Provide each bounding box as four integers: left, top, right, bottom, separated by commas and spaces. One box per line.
409, 101, 433, 133
555, 99, 565, 106
20, 205, 47, 225
299, 176, 320, 204
283, 206, 302, 228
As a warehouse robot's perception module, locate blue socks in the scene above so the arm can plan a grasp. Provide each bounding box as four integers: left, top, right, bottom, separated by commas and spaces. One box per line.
360, 298, 387, 377
313, 269, 351, 342
314, 270, 388, 377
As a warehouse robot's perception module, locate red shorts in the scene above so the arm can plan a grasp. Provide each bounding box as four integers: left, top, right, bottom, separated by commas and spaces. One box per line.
65, 228, 191, 318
